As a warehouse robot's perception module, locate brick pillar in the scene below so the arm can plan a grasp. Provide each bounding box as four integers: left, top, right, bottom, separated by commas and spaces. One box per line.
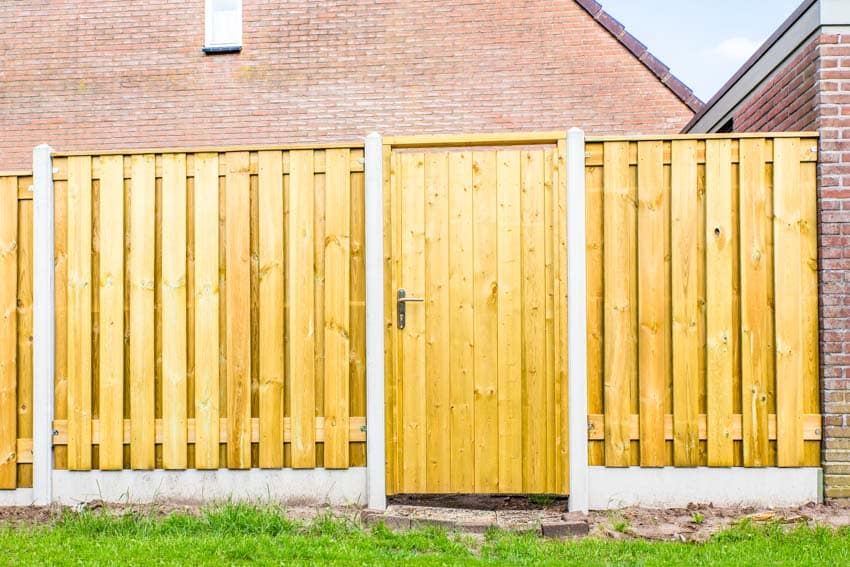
816, 32, 850, 498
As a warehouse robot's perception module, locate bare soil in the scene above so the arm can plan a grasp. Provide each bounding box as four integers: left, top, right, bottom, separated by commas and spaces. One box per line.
0, 497, 848, 542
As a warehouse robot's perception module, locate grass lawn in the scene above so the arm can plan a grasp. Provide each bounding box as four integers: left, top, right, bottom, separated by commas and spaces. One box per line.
0, 504, 848, 566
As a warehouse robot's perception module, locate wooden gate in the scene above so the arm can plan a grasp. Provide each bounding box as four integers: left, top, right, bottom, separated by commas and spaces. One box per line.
383, 134, 569, 495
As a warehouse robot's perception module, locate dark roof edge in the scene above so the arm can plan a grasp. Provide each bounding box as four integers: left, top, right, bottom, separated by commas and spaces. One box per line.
682, 0, 818, 132
574, 0, 704, 113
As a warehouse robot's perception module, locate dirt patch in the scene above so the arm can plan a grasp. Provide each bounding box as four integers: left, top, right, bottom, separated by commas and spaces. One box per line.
0, 505, 65, 526
388, 494, 568, 512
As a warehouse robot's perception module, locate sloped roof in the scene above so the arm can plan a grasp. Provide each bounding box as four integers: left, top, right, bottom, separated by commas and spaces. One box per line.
574, 0, 704, 113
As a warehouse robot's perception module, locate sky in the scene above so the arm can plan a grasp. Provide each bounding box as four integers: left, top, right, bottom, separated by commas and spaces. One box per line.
599, 0, 803, 102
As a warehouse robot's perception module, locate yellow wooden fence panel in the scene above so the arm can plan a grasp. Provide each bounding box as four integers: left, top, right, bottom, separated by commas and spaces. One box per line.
587, 133, 819, 468
49, 146, 365, 473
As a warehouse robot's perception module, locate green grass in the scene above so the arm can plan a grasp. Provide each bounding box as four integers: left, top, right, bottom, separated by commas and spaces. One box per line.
0, 504, 848, 566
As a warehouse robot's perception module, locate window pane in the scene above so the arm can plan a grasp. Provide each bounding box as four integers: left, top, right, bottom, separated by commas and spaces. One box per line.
209, 0, 240, 46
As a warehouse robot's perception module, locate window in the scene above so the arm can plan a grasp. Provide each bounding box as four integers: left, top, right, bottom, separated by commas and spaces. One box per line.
204, 0, 242, 53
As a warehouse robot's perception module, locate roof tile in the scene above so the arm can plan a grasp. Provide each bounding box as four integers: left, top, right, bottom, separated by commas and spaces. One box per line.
573, 0, 703, 113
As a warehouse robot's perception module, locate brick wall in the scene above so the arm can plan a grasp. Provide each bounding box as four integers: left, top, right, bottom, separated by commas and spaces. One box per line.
733, 37, 819, 132
815, 32, 850, 498
730, 32, 850, 498
0, 0, 695, 170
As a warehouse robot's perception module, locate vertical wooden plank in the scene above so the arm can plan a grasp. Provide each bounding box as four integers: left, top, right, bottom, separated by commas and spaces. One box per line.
585, 162, 605, 466
740, 138, 771, 467
258, 151, 284, 468
449, 151, 475, 492
225, 152, 252, 469
98, 156, 125, 470
16, 198, 33, 486
313, 160, 326, 469
0, 177, 17, 486
399, 152, 426, 492
637, 141, 667, 467
384, 145, 399, 493
193, 153, 220, 469
705, 139, 736, 466
324, 149, 351, 469
543, 148, 556, 493
349, 170, 367, 467
472, 151, 499, 492
773, 138, 805, 467
555, 139, 569, 493
602, 142, 634, 467
288, 150, 316, 468
161, 154, 188, 469
497, 150, 523, 491
423, 152, 451, 492
67, 156, 92, 471
250, 167, 260, 469
54, 167, 69, 470
800, 145, 820, 466
521, 149, 547, 491
671, 140, 701, 467
130, 154, 156, 469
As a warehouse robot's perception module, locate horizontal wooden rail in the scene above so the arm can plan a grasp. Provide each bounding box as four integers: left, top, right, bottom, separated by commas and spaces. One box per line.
51, 148, 365, 181
384, 131, 565, 148
6, 440, 32, 465
52, 417, 367, 445
587, 414, 822, 441
52, 141, 364, 158
586, 131, 819, 142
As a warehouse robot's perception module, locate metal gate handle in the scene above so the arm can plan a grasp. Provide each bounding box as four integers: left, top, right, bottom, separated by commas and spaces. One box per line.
397, 288, 424, 330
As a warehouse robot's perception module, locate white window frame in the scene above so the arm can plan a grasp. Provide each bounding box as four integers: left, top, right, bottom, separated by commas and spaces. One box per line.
204, 0, 242, 50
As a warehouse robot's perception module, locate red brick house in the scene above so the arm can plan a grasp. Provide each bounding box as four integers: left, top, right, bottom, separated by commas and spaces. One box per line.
685, 0, 848, 497
0, 0, 700, 170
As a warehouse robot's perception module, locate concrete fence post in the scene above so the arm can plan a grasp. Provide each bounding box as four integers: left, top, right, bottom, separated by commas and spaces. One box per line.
32, 144, 55, 505
567, 128, 589, 513
364, 132, 386, 510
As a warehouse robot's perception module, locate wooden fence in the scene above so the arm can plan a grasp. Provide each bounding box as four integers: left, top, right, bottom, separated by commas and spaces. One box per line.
0, 132, 824, 493
0, 172, 34, 488
586, 134, 821, 468
51, 146, 367, 471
